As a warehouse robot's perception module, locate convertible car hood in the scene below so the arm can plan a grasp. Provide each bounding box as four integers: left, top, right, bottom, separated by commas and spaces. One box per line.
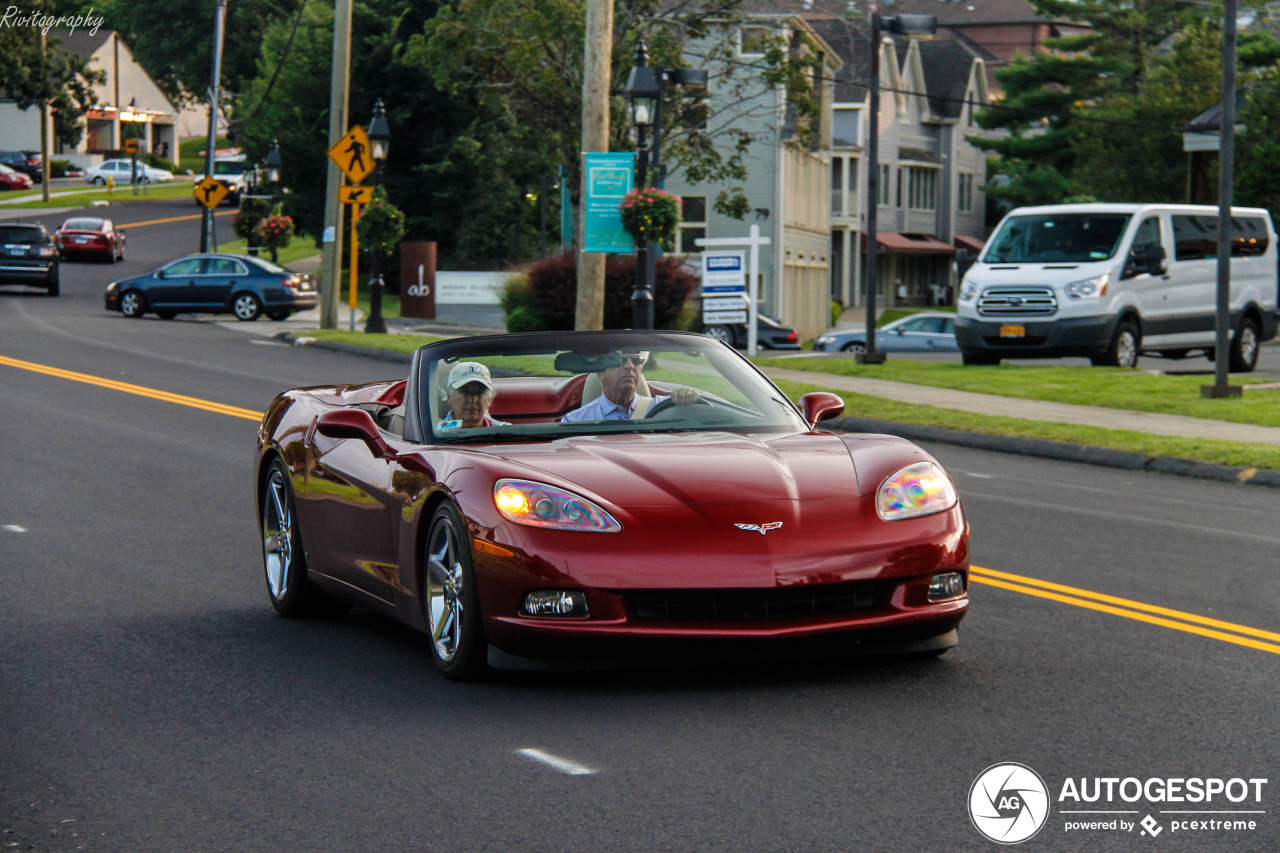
485, 431, 859, 507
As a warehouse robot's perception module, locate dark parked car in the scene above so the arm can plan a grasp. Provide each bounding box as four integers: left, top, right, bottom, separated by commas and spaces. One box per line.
0, 223, 59, 295
0, 150, 41, 182
104, 253, 317, 321
701, 314, 800, 349
55, 217, 126, 262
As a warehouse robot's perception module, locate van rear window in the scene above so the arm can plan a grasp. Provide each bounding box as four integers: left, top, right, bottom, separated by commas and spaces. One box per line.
1173, 215, 1270, 260
983, 214, 1131, 264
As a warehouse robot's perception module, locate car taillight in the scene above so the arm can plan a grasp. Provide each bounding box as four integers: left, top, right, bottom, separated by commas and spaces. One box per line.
37, 247, 55, 257
786, 330, 798, 342
282, 275, 300, 289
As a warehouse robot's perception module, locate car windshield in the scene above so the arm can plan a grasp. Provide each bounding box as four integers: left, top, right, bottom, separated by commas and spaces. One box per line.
62, 219, 104, 231
212, 161, 245, 175
983, 213, 1132, 263
415, 332, 808, 443
0, 225, 47, 244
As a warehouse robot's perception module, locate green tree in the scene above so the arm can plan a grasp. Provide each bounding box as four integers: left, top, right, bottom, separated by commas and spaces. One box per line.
1236, 65, 1280, 216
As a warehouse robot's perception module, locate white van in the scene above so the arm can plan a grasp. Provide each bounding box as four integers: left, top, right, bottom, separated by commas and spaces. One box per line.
955, 203, 1280, 370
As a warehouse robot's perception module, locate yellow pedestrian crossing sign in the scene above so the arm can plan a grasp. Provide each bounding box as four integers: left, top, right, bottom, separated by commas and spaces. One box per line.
194, 175, 229, 209
328, 126, 374, 184
339, 185, 373, 205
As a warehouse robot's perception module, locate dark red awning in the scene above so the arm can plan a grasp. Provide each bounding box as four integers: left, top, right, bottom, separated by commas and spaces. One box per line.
954, 234, 986, 253
861, 232, 955, 253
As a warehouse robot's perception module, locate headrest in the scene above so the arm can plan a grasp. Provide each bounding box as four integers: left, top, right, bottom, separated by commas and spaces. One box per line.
582, 371, 650, 405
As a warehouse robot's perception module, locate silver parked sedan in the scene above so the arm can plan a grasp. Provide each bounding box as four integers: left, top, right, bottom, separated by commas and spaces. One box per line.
813, 312, 959, 354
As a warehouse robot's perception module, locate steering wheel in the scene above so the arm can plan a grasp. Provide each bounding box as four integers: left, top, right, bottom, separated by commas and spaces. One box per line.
644, 394, 711, 418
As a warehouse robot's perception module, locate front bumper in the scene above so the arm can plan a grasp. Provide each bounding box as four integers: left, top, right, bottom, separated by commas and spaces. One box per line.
955, 314, 1116, 359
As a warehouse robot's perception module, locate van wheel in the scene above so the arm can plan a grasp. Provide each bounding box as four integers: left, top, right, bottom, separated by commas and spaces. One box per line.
1096, 320, 1140, 368
1229, 316, 1260, 373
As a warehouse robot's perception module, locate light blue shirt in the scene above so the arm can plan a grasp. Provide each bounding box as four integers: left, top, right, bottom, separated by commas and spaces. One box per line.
562, 393, 669, 422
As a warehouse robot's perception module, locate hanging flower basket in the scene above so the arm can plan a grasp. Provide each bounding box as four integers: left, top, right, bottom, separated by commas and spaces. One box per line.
619, 187, 681, 245
356, 185, 405, 257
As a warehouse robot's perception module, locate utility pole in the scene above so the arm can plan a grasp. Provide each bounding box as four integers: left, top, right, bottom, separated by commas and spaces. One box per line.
200, 0, 227, 253
1204, 0, 1240, 398
40, 29, 49, 203
319, 0, 353, 329
575, 0, 613, 331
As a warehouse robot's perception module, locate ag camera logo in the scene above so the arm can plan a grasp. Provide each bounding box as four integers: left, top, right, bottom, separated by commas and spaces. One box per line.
969, 762, 1051, 844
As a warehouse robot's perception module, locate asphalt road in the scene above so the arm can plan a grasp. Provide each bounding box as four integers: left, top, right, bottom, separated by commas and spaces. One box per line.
3, 206, 1279, 851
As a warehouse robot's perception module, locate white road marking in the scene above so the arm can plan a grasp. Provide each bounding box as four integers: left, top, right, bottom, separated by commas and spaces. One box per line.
966, 472, 994, 479
516, 748, 596, 776
2, 525, 25, 533
249, 339, 289, 347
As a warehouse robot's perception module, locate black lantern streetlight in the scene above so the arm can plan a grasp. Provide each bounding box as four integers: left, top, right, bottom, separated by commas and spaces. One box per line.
623, 38, 706, 330
859, 9, 935, 364
364, 99, 391, 335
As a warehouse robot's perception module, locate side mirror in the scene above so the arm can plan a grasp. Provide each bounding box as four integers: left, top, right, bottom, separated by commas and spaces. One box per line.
155, 269, 166, 278
1144, 245, 1167, 275
315, 409, 389, 456
799, 392, 845, 427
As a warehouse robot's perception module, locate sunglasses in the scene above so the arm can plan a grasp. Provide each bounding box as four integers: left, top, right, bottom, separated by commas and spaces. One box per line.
618, 353, 648, 367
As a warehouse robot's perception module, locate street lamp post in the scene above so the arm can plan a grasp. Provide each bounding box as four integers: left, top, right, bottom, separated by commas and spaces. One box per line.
364, 99, 391, 335
623, 38, 707, 330
859, 9, 935, 365
265, 137, 283, 207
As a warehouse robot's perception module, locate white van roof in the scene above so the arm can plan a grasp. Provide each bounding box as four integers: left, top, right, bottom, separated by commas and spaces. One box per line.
1007, 202, 1273, 218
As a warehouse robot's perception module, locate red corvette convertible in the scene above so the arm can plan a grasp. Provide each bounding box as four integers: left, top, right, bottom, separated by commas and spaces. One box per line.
256, 331, 969, 678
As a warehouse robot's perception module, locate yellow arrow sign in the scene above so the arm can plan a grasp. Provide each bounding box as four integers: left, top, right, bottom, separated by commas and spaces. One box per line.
123, 139, 142, 155
339, 185, 373, 205
194, 176, 229, 209
328, 126, 375, 184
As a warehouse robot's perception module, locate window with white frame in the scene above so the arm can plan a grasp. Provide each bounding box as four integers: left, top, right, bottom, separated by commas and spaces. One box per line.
831, 157, 844, 215
957, 173, 973, 213
676, 195, 706, 254
739, 26, 770, 57
906, 167, 937, 211
878, 164, 891, 206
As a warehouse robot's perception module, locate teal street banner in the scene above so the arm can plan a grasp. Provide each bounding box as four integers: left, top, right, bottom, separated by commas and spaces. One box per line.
582, 152, 634, 253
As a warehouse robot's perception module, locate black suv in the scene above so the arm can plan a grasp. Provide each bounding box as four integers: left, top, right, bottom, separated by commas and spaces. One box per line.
0, 151, 42, 182
0, 223, 60, 295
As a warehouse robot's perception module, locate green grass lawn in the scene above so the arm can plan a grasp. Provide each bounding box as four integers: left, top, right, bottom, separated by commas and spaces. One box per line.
215, 237, 322, 267
0, 180, 195, 209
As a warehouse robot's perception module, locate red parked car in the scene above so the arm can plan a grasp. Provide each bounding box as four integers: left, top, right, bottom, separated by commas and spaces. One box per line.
0, 163, 34, 191
55, 217, 126, 262
255, 331, 970, 679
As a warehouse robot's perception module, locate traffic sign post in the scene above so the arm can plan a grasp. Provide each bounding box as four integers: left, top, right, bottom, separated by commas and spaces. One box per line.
328, 126, 375, 185
194, 175, 229, 209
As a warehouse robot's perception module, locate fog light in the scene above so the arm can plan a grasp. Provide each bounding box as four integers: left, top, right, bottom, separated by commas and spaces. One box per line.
522, 590, 589, 618
928, 572, 966, 601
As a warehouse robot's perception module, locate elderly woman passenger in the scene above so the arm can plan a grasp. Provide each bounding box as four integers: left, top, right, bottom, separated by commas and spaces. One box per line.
439, 362, 510, 429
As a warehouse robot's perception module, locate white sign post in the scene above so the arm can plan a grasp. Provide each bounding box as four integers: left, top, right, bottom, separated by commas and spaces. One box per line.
695, 224, 771, 355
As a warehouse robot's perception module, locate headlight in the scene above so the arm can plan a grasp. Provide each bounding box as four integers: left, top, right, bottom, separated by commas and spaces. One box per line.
959, 280, 978, 301
816, 335, 835, 344
1065, 273, 1109, 299
494, 479, 621, 532
876, 462, 958, 521
105, 281, 118, 293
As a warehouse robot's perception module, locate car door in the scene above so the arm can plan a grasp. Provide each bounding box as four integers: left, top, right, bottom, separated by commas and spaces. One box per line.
886, 317, 938, 351
194, 257, 244, 308
148, 257, 206, 307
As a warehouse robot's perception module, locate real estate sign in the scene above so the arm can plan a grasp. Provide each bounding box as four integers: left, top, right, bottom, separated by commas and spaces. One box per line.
702, 251, 747, 324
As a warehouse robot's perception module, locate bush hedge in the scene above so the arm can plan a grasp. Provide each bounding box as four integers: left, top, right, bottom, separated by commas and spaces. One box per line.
522, 252, 697, 330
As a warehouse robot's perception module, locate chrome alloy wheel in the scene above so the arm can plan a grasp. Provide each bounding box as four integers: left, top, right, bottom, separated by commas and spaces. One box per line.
120, 290, 144, 318
426, 514, 466, 663
1239, 324, 1258, 367
233, 293, 261, 321
1115, 329, 1138, 369
262, 468, 293, 600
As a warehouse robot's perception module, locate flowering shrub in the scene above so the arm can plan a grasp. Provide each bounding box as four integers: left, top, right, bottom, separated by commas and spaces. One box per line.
356, 185, 405, 257
256, 213, 294, 262
619, 187, 681, 245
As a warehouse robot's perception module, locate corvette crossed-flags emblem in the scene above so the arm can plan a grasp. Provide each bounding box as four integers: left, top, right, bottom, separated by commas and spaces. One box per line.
734, 522, 783, 535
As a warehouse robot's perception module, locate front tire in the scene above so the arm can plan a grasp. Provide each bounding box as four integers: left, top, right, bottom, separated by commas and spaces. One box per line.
119, 289, 146, 318
703, 324, 735, 346
92, 176, 105, 186
261, 458, 345, 617
232, 292, 262, 321
1095, 319, 1140, 368
423, 502, 488, 680
840, 341, 867, 354
1229, 315, 1261, 373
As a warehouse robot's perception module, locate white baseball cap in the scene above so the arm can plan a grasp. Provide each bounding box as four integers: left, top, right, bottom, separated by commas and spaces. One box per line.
447, 361, 494, 392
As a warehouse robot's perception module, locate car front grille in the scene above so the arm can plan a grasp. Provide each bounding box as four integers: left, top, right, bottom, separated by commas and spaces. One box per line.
626, 581, 885, 623
977, 286, 1057, 317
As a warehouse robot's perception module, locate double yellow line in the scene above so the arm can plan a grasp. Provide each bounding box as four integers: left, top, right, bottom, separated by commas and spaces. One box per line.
971, 565, 1280, 655
0, 354, 262, 421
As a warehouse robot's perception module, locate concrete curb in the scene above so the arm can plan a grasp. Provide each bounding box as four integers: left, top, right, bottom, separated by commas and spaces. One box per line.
281, 334, 1280, 489
827, 416, 1280, 489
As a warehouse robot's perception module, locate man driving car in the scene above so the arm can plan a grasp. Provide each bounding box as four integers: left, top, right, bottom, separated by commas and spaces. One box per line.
561, 350, 698, 422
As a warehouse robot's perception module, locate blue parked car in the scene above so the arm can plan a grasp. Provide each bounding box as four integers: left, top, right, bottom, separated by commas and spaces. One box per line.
104, 253, 318, 321
813, 311, 959, 354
